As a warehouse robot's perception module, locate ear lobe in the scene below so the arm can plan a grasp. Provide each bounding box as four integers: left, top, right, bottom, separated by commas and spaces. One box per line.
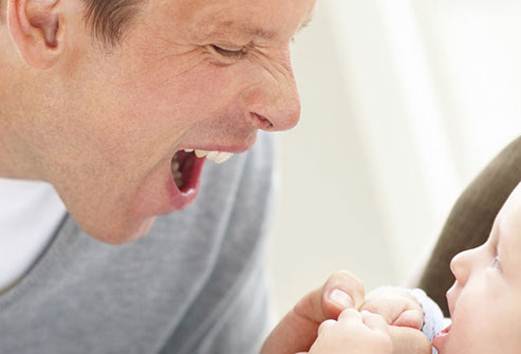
7, 0, 64, 69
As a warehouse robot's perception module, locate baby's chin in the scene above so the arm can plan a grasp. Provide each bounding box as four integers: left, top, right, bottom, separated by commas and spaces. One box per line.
436, 336, 474, 354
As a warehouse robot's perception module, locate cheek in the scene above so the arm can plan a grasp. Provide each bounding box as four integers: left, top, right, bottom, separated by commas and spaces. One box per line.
120, 38, 242, 123
446, 301, 493, 354
446, 275, 518, 354
123, 62, 241, 138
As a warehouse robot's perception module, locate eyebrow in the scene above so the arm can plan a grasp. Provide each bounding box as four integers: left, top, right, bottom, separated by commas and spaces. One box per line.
223, 21, 277, 40
210, 16, 313, 41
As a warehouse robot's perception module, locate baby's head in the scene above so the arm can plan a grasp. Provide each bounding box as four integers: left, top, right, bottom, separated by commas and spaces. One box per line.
434, 181, 521, 354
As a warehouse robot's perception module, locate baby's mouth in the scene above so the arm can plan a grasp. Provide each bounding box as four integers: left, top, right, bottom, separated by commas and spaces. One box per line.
439, 323, 452, 336
432, 321, 453, 351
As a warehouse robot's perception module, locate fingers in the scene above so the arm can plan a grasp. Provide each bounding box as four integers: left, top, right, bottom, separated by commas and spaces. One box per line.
361, 301, 396, 325
362, 288, 423, 329
321, 271, 366, 318
393, 309, 424, 330
361, 311, 389, 334
293, 270, 365, 324
338, 308, 362, 322
318, 319, 337, 336
261, 271, 365, 354
338, 309, 389, 335
389, 326, 432, 354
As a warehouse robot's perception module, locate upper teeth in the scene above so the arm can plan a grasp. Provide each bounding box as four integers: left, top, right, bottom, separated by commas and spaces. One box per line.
188, 149, 234, 164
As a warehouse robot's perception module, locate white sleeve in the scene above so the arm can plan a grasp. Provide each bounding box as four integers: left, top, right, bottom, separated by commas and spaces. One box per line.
408, 288, 450, 354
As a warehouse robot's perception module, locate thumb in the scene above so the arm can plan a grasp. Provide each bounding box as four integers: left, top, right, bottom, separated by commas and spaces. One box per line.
261, 271, 365, 354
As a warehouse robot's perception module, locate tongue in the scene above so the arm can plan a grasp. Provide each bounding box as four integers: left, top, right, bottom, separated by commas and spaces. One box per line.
176, 151, 195, 175
173, 151, 199, 192
175, 151, 190, 166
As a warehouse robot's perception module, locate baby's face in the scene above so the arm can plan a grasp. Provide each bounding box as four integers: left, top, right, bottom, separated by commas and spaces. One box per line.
434, 182, 521, 354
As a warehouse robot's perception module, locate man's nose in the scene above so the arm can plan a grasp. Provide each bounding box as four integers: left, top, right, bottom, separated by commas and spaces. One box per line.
246, 70, 301, 132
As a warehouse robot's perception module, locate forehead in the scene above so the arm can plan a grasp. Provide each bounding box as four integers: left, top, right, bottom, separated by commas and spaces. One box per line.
498, 183, 521, 230
168, 0, 315, 40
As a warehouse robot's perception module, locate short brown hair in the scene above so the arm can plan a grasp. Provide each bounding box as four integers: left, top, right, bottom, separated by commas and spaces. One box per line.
0, 0, 141, 45
82, 0, 143, 46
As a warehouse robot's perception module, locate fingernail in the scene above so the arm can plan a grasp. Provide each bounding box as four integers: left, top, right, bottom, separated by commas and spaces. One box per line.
329, 289, 353, 309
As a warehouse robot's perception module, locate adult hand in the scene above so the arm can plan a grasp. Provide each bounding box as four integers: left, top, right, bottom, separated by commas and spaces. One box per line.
388, 326, 432, 354
303, 309, 393, 354
260, 271, 365, 354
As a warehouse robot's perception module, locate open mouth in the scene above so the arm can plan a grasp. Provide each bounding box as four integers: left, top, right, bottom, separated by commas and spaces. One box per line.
170, 150, 203, 192
170, 149, 235, 191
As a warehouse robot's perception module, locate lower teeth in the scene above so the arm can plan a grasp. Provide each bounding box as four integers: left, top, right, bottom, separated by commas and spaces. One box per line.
172, 158, 184, 188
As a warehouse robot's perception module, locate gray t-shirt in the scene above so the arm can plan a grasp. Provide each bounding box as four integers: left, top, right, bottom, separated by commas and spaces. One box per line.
0, 134, 275, 354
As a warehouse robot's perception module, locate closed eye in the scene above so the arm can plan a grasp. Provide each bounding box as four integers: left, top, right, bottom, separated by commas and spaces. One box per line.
210, 45, 248, 59
491, 256, 502, 272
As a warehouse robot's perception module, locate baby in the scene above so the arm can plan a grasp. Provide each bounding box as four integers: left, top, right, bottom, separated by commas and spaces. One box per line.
263, 181, 521, 354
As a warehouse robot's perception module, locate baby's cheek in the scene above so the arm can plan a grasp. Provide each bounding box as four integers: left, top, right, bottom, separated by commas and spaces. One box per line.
445, 289, 489, 353
450, 295, 516, 354
493, 295, 521, 354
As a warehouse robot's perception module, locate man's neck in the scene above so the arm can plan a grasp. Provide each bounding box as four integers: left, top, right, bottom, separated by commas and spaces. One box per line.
0, 67, 40, 181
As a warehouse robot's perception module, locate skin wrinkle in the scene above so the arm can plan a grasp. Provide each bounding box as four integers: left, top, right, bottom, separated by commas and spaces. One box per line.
119, 49, 205, 92
0, 0, 315, 243
239, 38, 295, 98
202, 19, 277, 42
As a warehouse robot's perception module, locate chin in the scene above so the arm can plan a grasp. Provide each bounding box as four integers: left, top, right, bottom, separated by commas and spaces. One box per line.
79, 215, 157, 245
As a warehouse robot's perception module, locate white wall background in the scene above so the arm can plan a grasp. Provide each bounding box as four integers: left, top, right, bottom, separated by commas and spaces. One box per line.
267, 0, 521, 316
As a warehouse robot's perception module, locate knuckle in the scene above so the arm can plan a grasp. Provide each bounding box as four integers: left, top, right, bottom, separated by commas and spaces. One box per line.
331, 270, 363, 287
361, 301, 381, 313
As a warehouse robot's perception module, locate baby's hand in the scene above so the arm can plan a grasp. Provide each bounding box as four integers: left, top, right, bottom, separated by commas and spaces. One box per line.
361, 287, 424, 330
361, 288, 431, 354
303, 309, 392, 354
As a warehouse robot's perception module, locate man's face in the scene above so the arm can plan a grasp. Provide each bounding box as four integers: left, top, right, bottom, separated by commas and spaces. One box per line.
433, 182, 521, 354
12, 0, 314, 243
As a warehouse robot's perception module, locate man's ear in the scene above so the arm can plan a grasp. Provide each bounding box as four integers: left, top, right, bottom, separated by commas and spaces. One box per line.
7, 0, 64, 69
